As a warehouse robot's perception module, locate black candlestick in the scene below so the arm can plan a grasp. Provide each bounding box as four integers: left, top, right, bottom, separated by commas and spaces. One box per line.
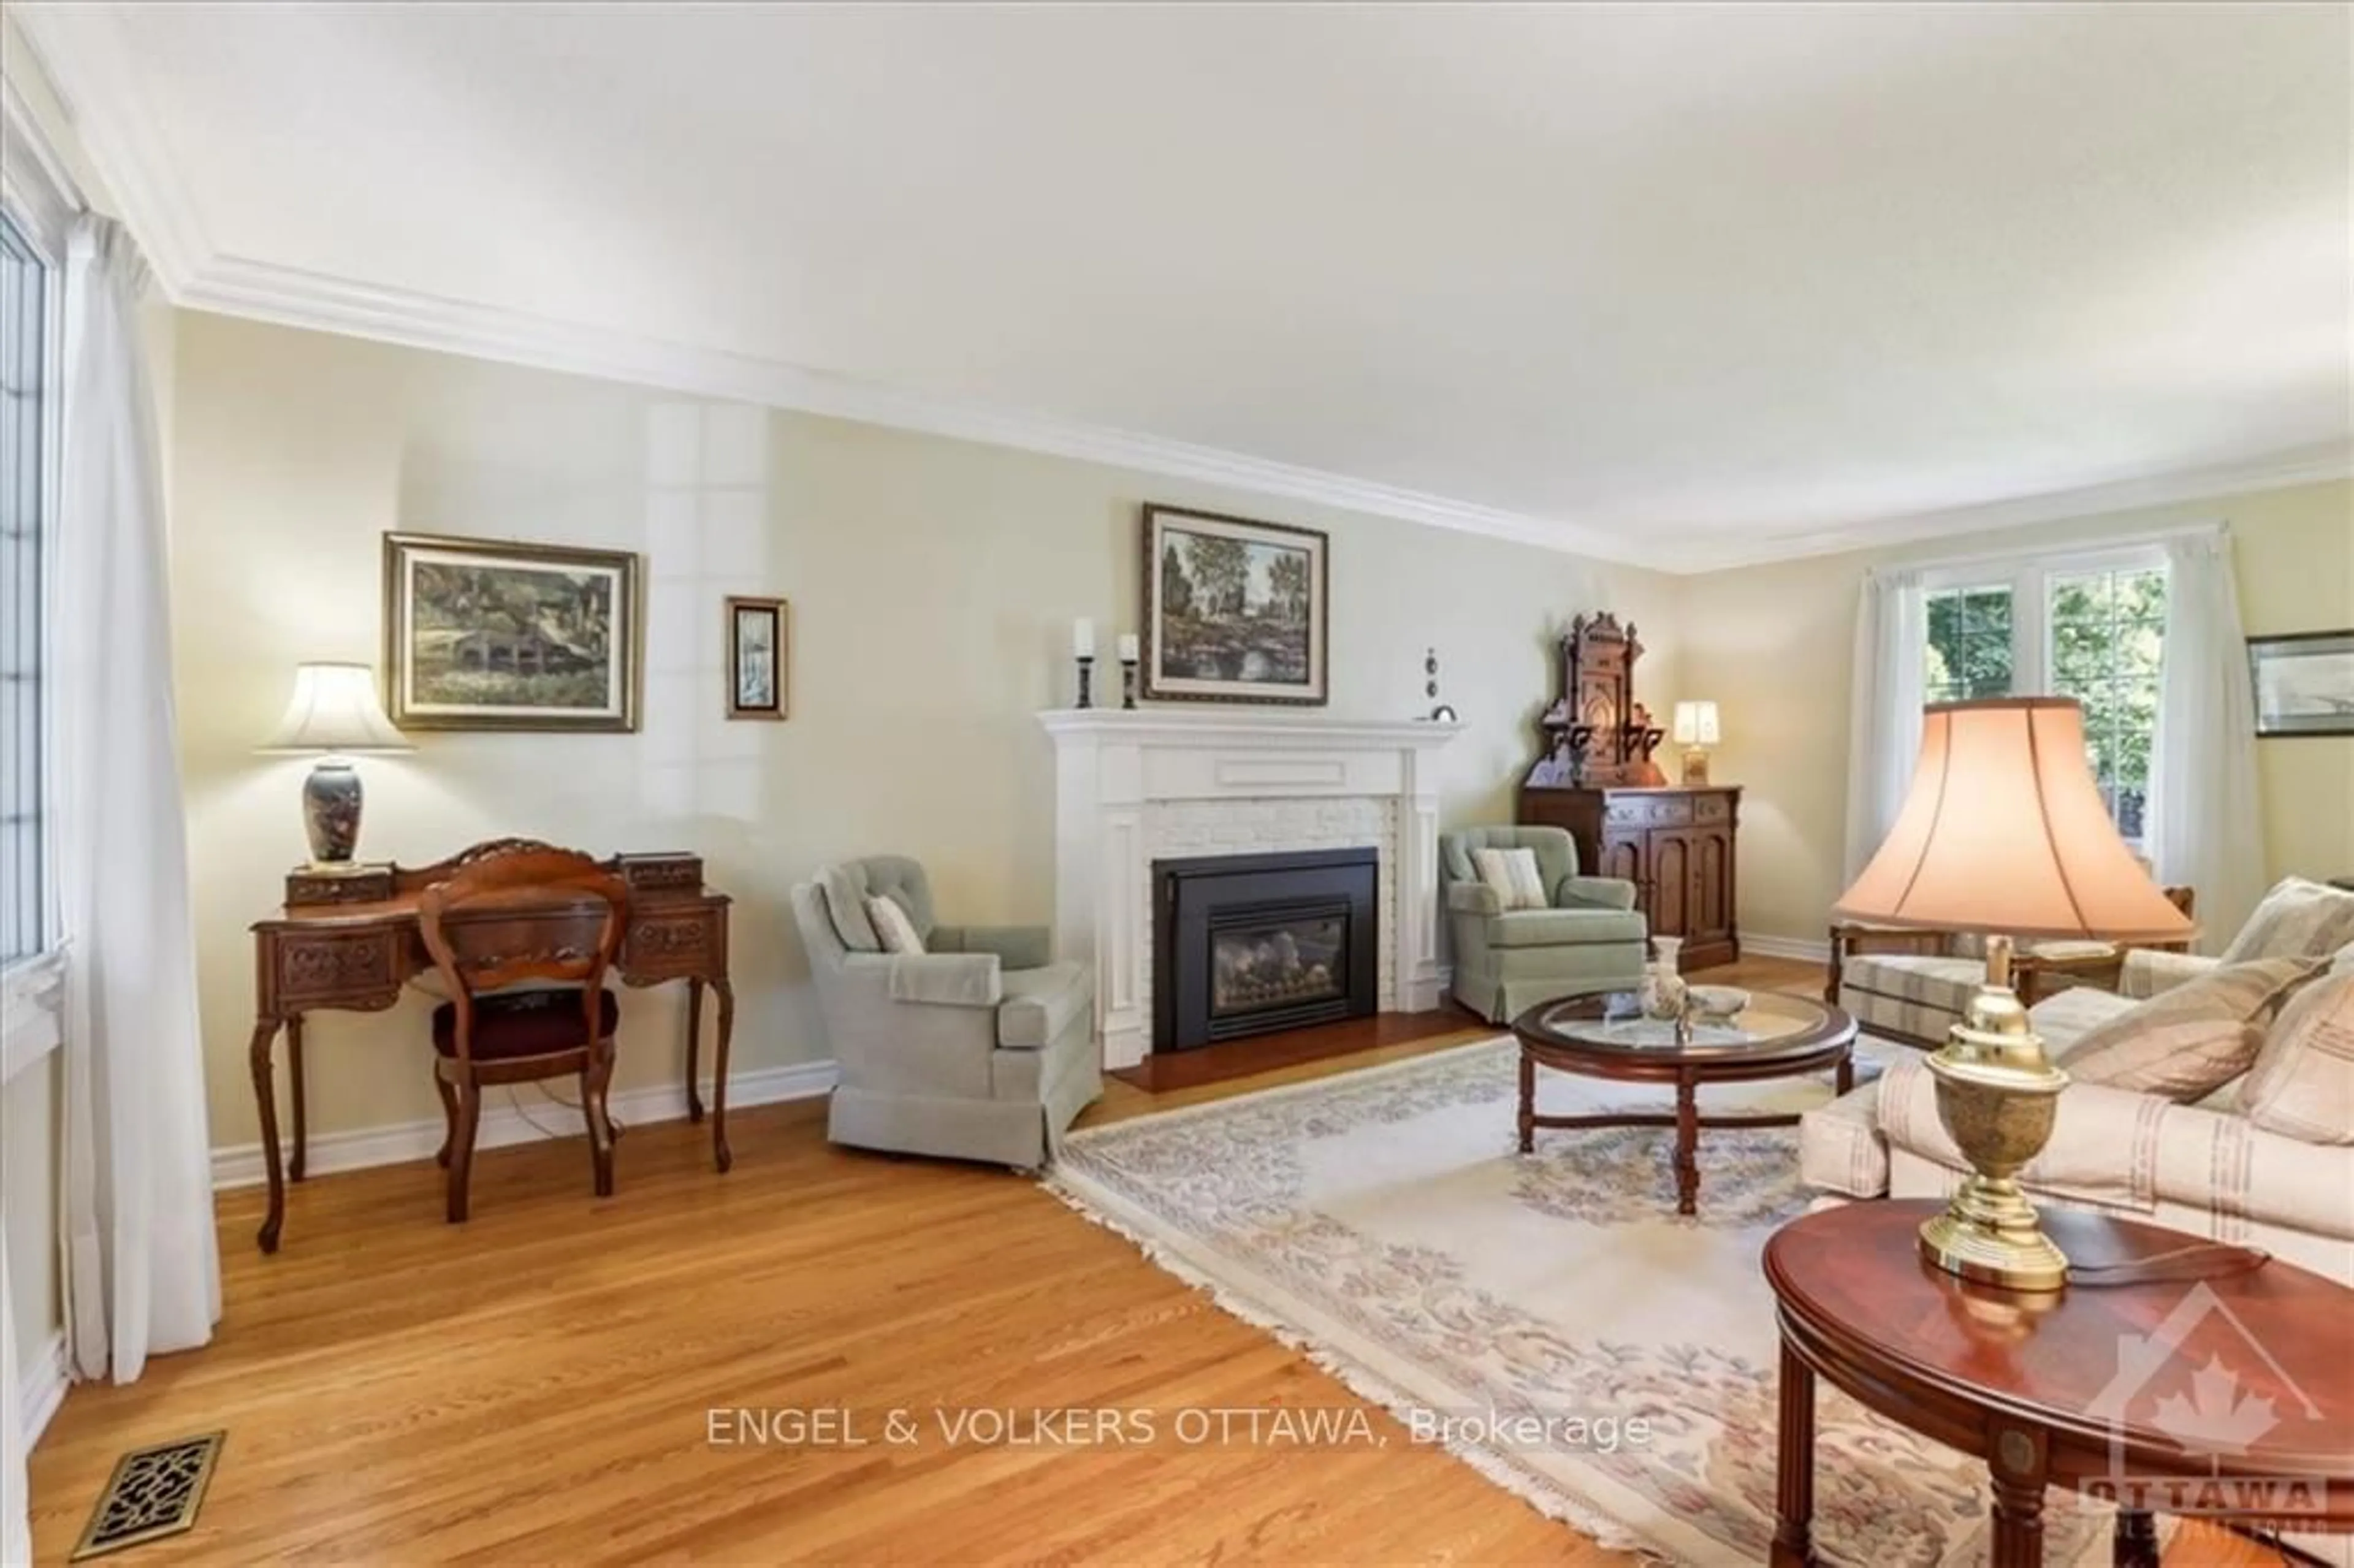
1075, 655, 1095, 710
1121, 658, 1138, 709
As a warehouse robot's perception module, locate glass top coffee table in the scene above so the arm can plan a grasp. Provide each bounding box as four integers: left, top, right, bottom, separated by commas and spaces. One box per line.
1509, 990, 1858, 1217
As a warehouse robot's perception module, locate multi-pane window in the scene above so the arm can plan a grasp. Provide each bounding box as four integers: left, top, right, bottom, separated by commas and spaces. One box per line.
2049, 567, 2166, 845
1924, 587, 2016, 701
1919, 556, 2169, 847
1, 211, 48, 963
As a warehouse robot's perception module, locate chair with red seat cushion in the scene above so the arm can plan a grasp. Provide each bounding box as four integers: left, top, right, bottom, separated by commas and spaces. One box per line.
418, 844, 630, 1222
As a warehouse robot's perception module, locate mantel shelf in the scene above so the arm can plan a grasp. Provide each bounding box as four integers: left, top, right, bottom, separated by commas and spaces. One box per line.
1038, 709, 1463, 751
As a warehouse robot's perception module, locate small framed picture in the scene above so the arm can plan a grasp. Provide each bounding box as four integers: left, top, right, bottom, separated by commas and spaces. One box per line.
2249, 630, 2354, 737
726, 596, 788, 721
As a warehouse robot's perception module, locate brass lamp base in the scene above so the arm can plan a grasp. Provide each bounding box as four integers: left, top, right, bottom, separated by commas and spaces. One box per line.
1919, 938, 2071, 1293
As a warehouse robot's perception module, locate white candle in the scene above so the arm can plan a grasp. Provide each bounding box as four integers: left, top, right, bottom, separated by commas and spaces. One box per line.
1072, 618, 1095, 658
1117, 633, 1140, 663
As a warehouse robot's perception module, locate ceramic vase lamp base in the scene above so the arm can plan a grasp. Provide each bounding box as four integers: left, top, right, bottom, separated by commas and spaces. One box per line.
302, 757, 368, 871
1919, 935, 2071, 1293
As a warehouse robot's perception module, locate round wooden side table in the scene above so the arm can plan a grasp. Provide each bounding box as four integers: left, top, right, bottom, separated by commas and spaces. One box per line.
1764, 1201, 2354, 1567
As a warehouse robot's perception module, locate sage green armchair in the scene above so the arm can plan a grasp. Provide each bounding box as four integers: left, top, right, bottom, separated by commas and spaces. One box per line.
791, 856, 1100, 1169
1439, 826, 1647, 1023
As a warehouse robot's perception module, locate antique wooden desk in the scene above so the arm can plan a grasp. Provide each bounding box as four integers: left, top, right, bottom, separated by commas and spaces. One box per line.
248, 839, 734, 1253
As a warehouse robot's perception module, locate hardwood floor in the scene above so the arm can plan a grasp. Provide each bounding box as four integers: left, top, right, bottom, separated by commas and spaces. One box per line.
24, 958, 2246, 1563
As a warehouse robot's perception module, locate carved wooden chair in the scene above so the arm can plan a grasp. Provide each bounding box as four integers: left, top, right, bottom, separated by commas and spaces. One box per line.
417, 845, 630, 1222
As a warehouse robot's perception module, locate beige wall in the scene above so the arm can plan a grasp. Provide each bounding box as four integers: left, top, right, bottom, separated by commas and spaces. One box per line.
172, 311, 1679, 1151
1679, 479, 2354, 945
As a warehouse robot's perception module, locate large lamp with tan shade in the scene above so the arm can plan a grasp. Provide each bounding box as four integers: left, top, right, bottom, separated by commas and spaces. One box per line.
1834, 697, 2194, 1292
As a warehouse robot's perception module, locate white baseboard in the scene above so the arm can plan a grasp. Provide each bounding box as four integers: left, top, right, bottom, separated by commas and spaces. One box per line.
20, 1326, 67, 1449
1741, 932, 1833, 964
209, 1060, 839, 1191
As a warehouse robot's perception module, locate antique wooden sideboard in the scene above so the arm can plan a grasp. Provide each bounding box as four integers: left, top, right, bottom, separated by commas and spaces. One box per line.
1517, 613, 1739, 969
1517, 784, 1741, 969
248, 838, 733, 1253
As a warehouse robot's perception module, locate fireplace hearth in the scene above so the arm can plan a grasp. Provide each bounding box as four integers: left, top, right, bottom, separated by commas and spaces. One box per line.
1152, 848, 1379, 1051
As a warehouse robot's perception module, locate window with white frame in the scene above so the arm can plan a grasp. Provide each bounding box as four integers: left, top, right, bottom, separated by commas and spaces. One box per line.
1, 210, 51, 964
1922, 549, 2170, 847
2, 85, 75, 1079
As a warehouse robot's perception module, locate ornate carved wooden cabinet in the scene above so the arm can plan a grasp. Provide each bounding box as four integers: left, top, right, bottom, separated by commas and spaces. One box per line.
1518, 785, 1741, 970
1517, 613, 1738, 968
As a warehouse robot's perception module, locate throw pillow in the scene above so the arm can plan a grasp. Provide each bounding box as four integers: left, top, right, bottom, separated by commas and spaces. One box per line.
2239, 973, 2354, 1144
1472, 847, 1549, 911
864, 893, 926, 955
2056, 957, 2316, 1102
2220, 876, 2354, 965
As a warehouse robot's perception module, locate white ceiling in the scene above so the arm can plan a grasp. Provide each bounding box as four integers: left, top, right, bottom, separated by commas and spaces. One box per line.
18, 2, 2353, 568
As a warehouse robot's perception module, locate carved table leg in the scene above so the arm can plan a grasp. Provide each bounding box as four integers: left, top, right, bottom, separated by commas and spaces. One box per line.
1989, 1426, 2050, 1568
2112, 1510, 2159, 1568
711, 978, 735, 1173
248, 1016, 286, 1254
685, 977, 707, 1124
1517, 1048, 1536, 1154
1674, 1068, 1700, 1216
1771, 1331, 1817, 1568
1835, 1050, 1854, 1097
288, 1013, 309, 1183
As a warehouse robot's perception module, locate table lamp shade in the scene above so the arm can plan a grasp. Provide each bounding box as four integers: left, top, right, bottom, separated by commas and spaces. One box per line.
261, 663, 411, 753
1834, 698, 2192, 943
1672, 701, 1721, 746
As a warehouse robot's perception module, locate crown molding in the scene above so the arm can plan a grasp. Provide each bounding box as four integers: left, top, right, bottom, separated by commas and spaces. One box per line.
1667, 441, 2354, 573
18, 1, 2351, 579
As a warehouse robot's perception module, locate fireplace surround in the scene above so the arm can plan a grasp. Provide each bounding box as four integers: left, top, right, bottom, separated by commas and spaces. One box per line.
1040, 709, 1461, 1070
1153, 848, 1379, 1050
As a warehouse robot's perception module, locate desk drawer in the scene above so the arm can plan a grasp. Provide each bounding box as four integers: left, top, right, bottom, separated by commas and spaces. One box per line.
1606, 796, 1693, 828
623, 910, 720, 980
272, 929, 401, 1008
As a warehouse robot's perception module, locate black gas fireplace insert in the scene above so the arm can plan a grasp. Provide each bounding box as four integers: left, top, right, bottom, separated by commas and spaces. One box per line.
1151, 847, 1378, 1052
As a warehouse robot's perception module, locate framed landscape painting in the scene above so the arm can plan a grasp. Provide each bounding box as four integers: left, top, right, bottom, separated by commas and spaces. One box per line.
383, 532, 643, 731
2249, 630, 2354, 737
1141, 504, 1328, 706
725, 596, 788, 721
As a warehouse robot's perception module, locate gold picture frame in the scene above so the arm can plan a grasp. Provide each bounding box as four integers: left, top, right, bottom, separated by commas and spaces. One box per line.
726, 596, 789, 721
383, 532, 643, 732
1141, 504, 1330, 706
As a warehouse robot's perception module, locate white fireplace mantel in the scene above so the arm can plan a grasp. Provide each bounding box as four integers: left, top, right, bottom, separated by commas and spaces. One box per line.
1039, 709, 1462, 1069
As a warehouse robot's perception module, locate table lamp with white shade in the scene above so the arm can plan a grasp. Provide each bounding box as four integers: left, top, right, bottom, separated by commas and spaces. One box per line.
1834, 696, 2193, 1292
258, 662, 413, 869
1672, 700, 1721, 785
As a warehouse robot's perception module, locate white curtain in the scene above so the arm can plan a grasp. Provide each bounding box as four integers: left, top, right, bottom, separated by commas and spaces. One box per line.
2, 1232, 28, 1566
2149, 528, 2266, 951
1842, 567, 1927, 886
55, 217, 220, 1382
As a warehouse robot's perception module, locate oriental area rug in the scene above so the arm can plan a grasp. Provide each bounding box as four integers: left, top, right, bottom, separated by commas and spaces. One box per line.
1048, 1036, 2127, 1566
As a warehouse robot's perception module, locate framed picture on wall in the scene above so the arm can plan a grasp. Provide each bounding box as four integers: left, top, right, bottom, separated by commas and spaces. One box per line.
726, 596, 788, 721
1141, 504, 1328, 706
2249, 629, 2354, 737
382, 532, 642, 731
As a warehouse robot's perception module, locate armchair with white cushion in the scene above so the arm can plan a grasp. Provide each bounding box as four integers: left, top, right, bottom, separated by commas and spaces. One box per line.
791, 855, 1099, 1169
1438, 826, 1647, 1023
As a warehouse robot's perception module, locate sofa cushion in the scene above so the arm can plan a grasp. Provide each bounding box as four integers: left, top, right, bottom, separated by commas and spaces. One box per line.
2239, 973, 2354, 1144
2222, 876, 2354, 964
998, 961, 1092, 1049
2057, 957, 2317, 1102
1838, 954, 1983, 1043
1472, 847, 1549, 911
1798, 1081, 1889, 1199
2028, 986, 2137, 1053
1486, 907, 1647, 948
866, 893, 926, 954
